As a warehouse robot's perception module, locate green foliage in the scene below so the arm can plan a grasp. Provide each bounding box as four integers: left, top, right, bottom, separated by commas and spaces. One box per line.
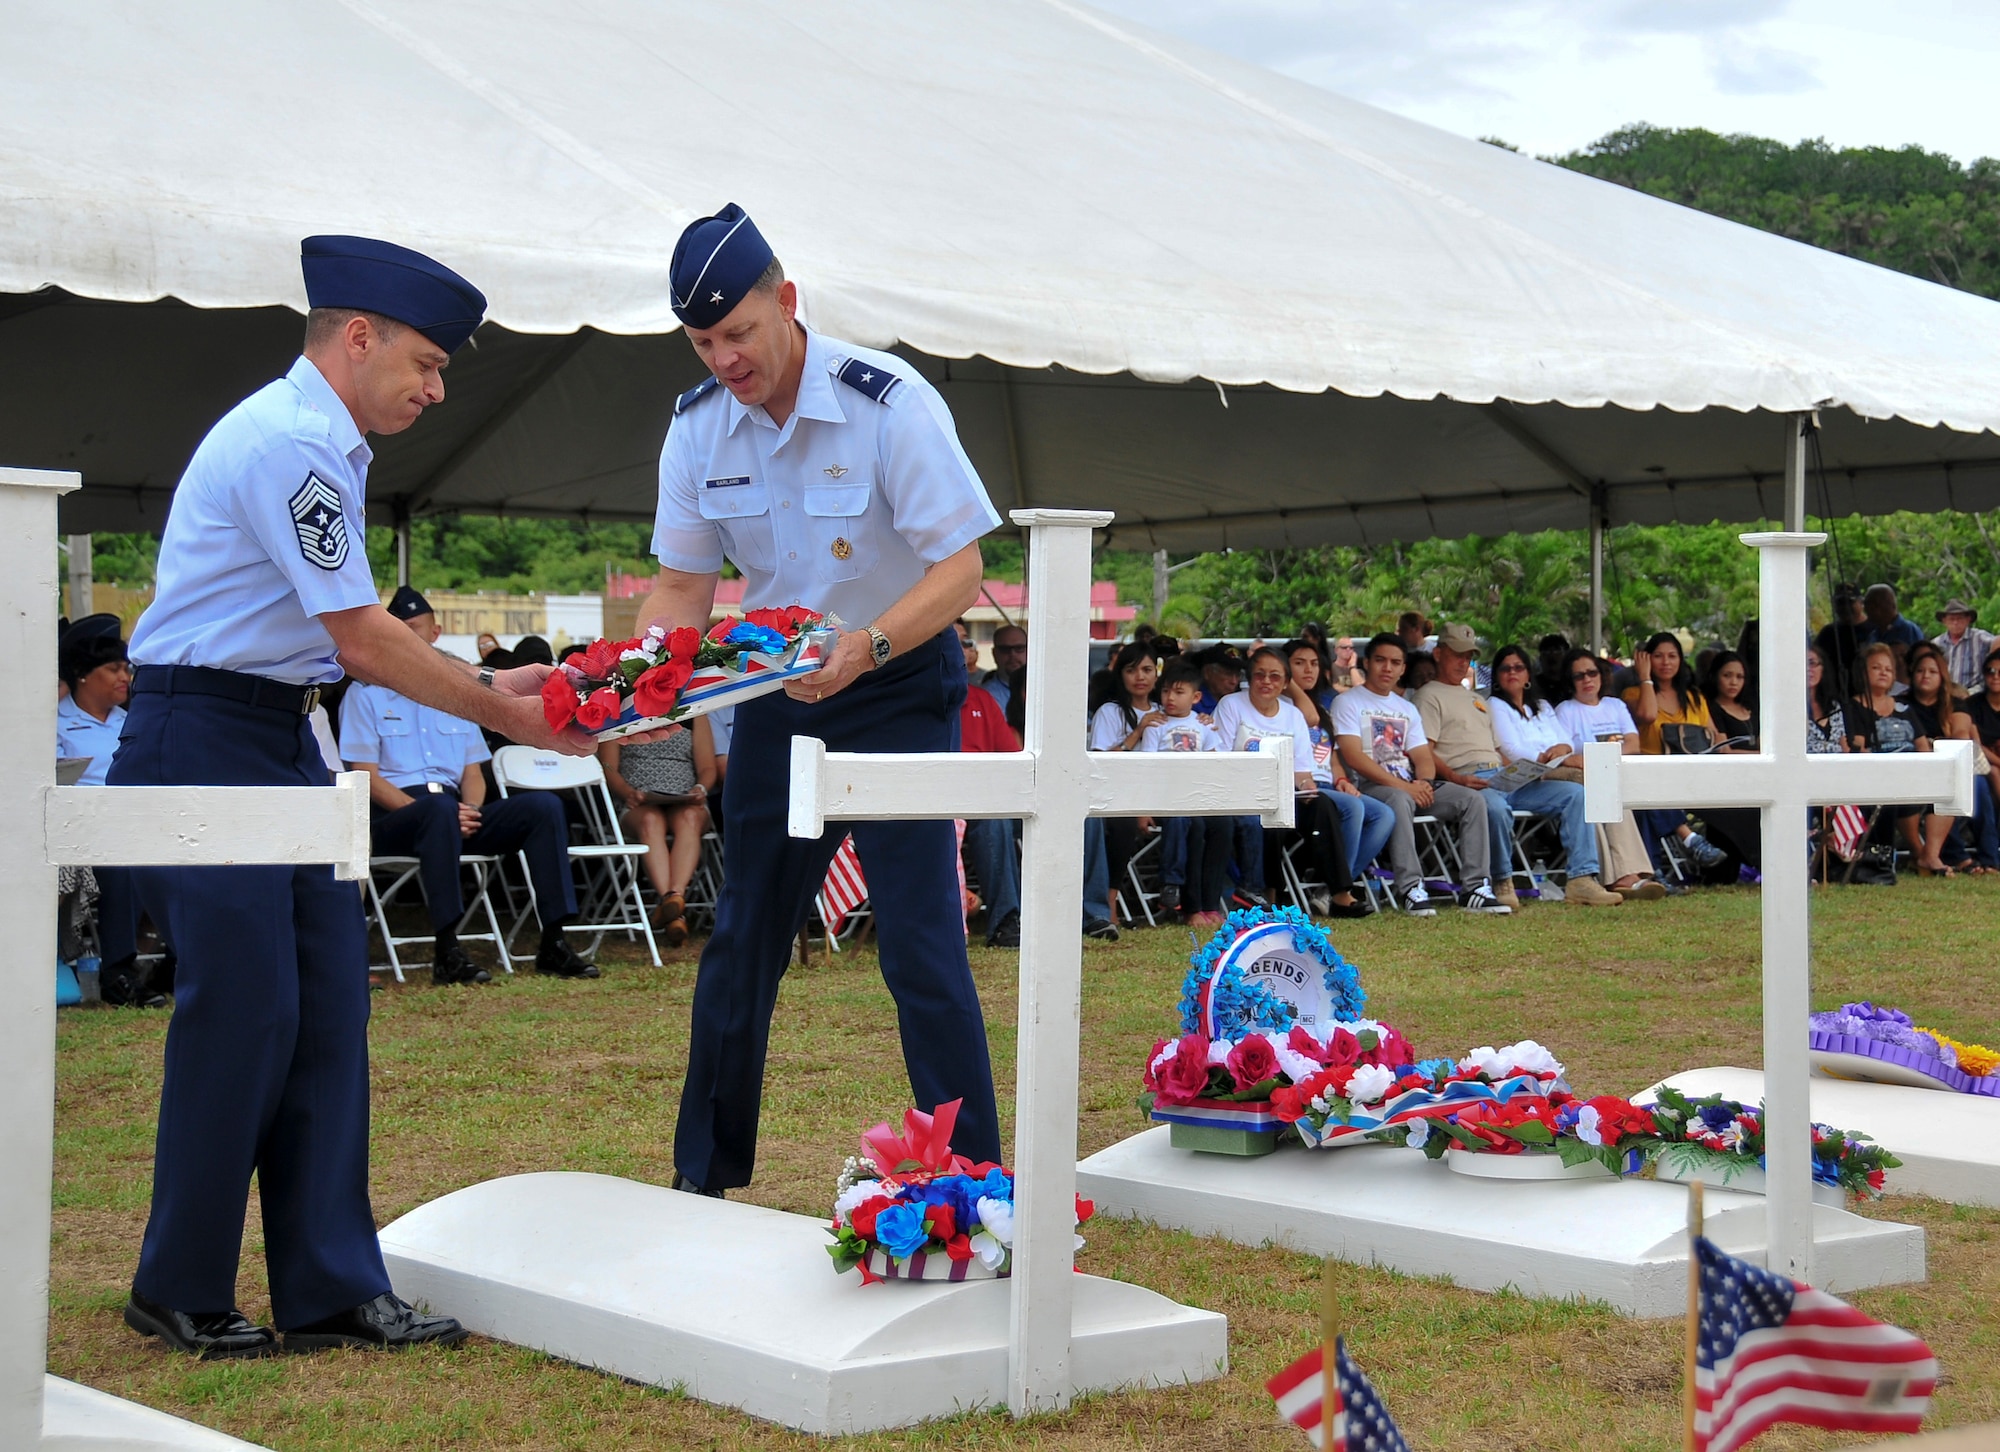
1552, 123, 2000, 298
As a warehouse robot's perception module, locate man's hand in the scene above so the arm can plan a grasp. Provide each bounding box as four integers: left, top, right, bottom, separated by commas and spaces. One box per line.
457, 802, 481, 838
1456, 772, 1489, 790
785, 629, 874, 704
1539, 744, 1574, 764
1332, 775, 1360, 797
489, 692, 598, 755
1402, 778, 1435, 807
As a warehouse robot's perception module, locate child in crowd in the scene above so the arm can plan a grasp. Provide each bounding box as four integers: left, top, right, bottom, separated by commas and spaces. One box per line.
1145, 658, 1233, 923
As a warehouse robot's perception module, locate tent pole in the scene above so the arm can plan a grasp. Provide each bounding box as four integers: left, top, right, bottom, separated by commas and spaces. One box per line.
1588, 485, 1605, 656
394, 509, 411, 588
1152, 548, 1168, 626
1782, 411, 1810, 532
65, 532, 92, 618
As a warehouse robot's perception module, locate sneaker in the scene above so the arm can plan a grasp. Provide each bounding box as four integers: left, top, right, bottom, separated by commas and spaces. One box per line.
1306, 889, 1333, 916
1083, 917, 1121, 942
1622, 878, 1668, 901
1494, 878, 1521, 912
1228, 887, 1269, 911
1563, 873, 1624, 907
1399, 887, 1438, 918
988, 911, 1021, 948
1684, 831, 1727, 869
1155, 883, 1181, 915
1460, 880, 1513, 914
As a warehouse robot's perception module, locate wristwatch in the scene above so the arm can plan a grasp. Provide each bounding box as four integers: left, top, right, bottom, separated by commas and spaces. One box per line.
477, 665, 496, 688
864, 626, 892, 669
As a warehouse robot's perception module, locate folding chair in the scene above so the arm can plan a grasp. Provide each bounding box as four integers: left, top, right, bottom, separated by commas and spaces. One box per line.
681, 829, 726, 936
363, 853, 512, 983
490, 745, 660, 966
1120, 829, 1163, 927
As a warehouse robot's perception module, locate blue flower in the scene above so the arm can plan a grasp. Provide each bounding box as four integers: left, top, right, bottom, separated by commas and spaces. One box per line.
873, 1202, 932, 1259
725, 622, 788, 654
974, 1167, 1014, 1204
912, 1175, 980, 1229
1810, 1154, 1843, 1186
1696, 1103, 1738, 1134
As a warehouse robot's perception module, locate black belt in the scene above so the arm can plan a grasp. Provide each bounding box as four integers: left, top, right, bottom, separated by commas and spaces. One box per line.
131, 664, 323, 716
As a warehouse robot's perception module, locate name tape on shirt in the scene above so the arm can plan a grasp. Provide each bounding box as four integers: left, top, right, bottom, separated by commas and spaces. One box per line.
289, 472, 350, 571
704, 475, 753, 489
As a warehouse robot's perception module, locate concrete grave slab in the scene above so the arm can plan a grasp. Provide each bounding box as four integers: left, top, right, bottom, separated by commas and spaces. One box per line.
1077, 1127, 1926, 1318
41, 1376, 269, 1451
379, 1172, 1227, 1435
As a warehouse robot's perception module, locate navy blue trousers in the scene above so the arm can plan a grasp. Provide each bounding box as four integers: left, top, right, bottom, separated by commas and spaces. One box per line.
370, 790, 576, 931
95, 865, 141, 963
674, 631, 1001, 1188
110, 687, 389, 1327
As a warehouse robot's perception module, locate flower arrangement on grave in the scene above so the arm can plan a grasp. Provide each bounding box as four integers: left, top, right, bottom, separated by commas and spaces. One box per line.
1299, 1040, 1607, 1157
1642, 1085, 1900, 1199
824, 1099, 1094, 1283
540, 606, 831, 739
1808, 1001, 2000, 1097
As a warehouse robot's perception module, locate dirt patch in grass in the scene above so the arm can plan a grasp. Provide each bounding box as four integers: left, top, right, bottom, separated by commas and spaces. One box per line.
50, 880, 2000, 1449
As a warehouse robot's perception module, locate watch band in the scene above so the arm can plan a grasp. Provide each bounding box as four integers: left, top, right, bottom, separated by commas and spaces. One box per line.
865, 626, 892, 667
477, 665, 496, 688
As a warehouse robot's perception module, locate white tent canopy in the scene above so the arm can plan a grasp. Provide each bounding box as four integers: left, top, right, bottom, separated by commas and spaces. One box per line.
4, 0, 1998, 546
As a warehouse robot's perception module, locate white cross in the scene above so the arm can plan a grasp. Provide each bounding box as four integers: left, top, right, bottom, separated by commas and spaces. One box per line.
1583, 530, 1973, 1282
3, 466, 368, 1449
789, 508, 1294, 1415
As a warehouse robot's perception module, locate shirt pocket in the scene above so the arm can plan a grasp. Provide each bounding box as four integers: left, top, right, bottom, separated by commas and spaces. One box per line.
697, 480, 777, 573
374, 712, 419, 779
802, 480, 874, 581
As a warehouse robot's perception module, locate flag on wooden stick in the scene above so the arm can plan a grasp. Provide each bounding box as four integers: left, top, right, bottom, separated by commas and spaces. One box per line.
1266, 1338, 1410, 1450
818, 834, 869, 930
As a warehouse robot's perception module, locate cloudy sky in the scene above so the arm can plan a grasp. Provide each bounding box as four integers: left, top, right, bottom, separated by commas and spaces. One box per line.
1085, 0, 2000, 162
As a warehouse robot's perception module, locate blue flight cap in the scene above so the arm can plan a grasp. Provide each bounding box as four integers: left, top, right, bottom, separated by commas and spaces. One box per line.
669, 203, 775, 329
301, 235, 488, 354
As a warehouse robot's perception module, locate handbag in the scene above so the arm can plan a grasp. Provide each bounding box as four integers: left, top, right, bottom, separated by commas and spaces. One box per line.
618, 737, 698, 799
1846, 844, 1898, 887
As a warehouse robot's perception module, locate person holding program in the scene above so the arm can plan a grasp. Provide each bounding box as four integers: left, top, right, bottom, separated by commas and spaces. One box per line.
640, 204, 1004, 1194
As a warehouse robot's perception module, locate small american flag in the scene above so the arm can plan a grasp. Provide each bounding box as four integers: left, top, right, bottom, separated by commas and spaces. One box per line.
1265, 1337, 1410, 1451
1694, 1234, 1935, 1452
818, 834, 869, 931
1828, 804, 1868, 860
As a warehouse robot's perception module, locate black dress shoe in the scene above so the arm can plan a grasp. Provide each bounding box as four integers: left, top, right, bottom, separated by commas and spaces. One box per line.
671, 1172, 724, 1199
987, 911, 1021, 948
125, 1290, 276, 1359
534, 938, 599, 979
100, 956, 168, 1009
1326, 898, 1375, 919
431, 944, 490, 987
284, 1293, 468, 1353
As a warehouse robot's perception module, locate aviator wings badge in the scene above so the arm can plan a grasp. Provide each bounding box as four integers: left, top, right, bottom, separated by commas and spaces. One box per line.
823, 464, 849, 479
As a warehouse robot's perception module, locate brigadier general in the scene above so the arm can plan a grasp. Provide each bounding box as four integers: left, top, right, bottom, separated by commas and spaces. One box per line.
642, 204, 1004, 1193
112, 236, 593, 1358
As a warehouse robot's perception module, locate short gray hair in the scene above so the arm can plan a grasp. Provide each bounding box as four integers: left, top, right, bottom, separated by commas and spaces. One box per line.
304, 307, 404, 350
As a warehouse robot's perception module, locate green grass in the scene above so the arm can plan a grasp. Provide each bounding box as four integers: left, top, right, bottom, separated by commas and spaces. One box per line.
49, 881, 2000, 1450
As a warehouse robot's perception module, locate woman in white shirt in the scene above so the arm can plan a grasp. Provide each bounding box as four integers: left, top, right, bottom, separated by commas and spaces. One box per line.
1217, 647, 1373, 918
1088, 642, 1166, 920
1541, 647, 1666, 899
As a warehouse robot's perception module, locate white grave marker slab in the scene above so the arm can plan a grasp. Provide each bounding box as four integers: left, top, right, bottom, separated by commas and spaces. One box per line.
381, 1173, 1225, 1434
1078, 1129, 1924, 1318
1651, 1068, 2000, 1209
383, 511, 1288, 1425
5, 467, 370, 1449
1584, 530, 1973, 1282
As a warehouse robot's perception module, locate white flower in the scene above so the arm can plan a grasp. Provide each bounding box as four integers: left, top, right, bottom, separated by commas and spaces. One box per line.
1457, 1045, 1504, 1078
832, 1178, 883, 1226
1345, 1063, 1397, 1106
976, 1196, 1015, 1247
1310, 1095, 1331, 1115
1149, 1042, 1179, 1076
644, 623, 666, 639
619, 647, 654, 664
1206, 1037, 1234, 1067
1575, 1104, 1604, 1147
969, 1230, 1010, 1270
1265, 1031, 1322, 1084
1404, 1118, 1430, 1148
1498, 1040, 1564, 1079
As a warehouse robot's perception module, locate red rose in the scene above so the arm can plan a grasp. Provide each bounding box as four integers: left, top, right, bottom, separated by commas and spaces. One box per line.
1451, 1101, 1524, 1153
1154, 1034, 1213, 1105
1866, 1168, 1884, 1191
1075, 1195, 1095, 1225
1366, 1027, 1415, 1068
667, 625, 703, 662
1323, 1028, 1360, 1067
707, 616, 739, 642
580, 637, 623, 681
743, 606, 792, 631
848, 1194, 895, 1239
1142, 1039, 1174, 1092
944, 1233, 974, 1262
786, 605, 823, 631
1270, 1085, 1306, 1122
573, 687, 622, 731
1321, 1064, 1356, 1097
1226, 1035, 1280, 1092
541, 670, 580, 730
925, 1203, 958, 1243
633, 656, 695, 717
1287, 1026, 1332, 1065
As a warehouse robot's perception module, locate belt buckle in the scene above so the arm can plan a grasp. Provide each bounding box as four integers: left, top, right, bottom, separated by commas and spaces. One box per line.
301, 684, 322, 715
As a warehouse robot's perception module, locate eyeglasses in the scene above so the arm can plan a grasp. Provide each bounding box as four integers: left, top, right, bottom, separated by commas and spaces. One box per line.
992, 641, 1027, 656
1250, 670, 1287, 683
1496, 662, 1528, 673
1570, 668, 1600, 681
1984, 665, 2000, 678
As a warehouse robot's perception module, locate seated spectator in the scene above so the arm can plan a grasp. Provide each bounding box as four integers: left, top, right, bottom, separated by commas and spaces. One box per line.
1285, 638, 1394, 905
1861, 584, 1924, 674
1143, 658, 1232, 923
600, 716, 717, 949
1806, 644, 1849, 754
56, 616, 165, 1007
1333, 635, 1363, 690
1851, 639, 1937, 869
1933, 599, 1993, 694
1397, 611, 1431, 654
1332, 634, 1505, 916
340, 586, 597, 986
1817, 585, 1865, 699
1216, 647, 1372, 918
1398, 649, 1436, 695
1905, 642, 1980, 874
1422, 634, 1621, 907
960, 636, 1023, 944
1960, 648, 2000, 875
1549, 648, 1668, 899
983, 624, 1026, 713
475, 632, 502, 661
1622, 631, 1728, 876
1089, 641, 1165, 926
1535, 633, 1571, 703
512, 634, 556, 667
1695, 648, 1762, 871
1195, 645, 1247, 717
1000, 664, 1118, 938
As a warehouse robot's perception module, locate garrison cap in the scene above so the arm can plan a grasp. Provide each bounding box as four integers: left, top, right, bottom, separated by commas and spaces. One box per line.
669, 203, 775, 329
301, 236, 488, 354
386, 584, 434, 620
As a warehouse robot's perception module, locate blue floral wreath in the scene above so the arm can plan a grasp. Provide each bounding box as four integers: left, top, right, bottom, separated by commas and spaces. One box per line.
1176, 906, 1366, 1038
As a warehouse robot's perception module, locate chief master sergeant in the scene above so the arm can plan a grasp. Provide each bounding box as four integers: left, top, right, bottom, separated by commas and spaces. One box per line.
640, 203, 1004, 1192
112, 236, 595, 1359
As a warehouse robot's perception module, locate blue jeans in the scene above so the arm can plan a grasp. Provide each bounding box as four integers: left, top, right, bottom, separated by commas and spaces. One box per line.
965, 817, 1021, 940
1324, 788, 1395, 878
1084, 816, 1111, 922
1971, 777, 2000, 869
1474, 769, 1599, 880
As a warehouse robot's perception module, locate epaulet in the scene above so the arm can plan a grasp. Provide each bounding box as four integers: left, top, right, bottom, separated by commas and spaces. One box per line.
832, 355, 905, 406
674, 375, 722, 416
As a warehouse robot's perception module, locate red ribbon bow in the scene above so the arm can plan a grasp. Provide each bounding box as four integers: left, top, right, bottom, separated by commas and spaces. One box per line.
860, 1099, 976, 1182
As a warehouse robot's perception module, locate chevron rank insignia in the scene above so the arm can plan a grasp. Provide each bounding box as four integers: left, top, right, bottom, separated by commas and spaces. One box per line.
289, 472, 350, 571
675, 375, 722, 415
835, 357, 903, 405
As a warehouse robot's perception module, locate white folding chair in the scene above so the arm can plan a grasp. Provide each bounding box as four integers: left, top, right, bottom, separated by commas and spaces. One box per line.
363, 853, 513, 983
1120, 828, 1163, 927
490, 745, 660, 967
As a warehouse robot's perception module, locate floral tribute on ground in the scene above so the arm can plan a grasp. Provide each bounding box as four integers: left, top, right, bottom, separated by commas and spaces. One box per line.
1641, 1085, 1901, 1198
825, 1099, 1093, 1284
1809, 1001, 2000, 1097
539, 606, 832, 740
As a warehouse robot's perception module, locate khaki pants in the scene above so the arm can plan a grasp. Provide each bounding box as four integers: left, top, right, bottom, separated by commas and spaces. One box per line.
1595, 811, 1655, 883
